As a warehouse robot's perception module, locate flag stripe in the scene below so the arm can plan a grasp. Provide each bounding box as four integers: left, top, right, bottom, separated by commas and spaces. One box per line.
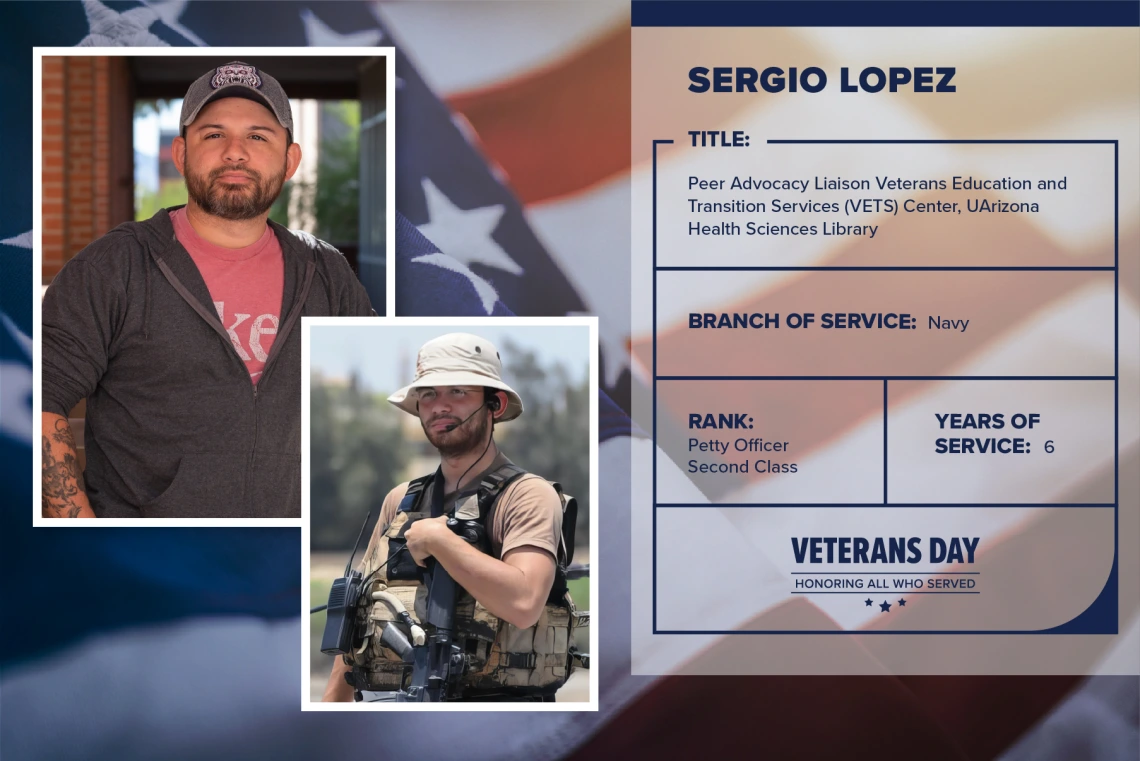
568, 644, 972, 761
445, 22, 631, 206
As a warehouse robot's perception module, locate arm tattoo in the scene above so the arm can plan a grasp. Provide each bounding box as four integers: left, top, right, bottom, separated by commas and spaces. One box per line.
42, 418, 88, 518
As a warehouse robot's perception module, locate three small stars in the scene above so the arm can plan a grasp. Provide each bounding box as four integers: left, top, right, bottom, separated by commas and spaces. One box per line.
870, 598, 907, 613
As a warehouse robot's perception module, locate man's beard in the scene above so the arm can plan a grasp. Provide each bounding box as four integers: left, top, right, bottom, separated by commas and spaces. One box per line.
185, 157, 286, 221
422, 410, 490, 457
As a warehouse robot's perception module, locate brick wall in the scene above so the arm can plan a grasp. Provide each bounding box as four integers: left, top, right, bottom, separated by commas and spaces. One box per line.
41, 56, 132, 283
41, 56, 64, 280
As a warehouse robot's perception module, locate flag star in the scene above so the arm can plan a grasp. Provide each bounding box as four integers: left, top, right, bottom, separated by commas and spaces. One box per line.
417, 179, 522, 276
300, 8, 383, 46
448, 115, 510, 186
0, 315, 32, 443
898, 598, 907, 607
879, 600, 892, 613
0, 361, 32, 444
0, 231, 32, 249
411, 253, 501, 314
79, 0, 169, 46
140, 0, 208, 46
864, 598, 873, 607
2, 314, 32, 360
451, 113, 479, 148
567, 312, 627, 388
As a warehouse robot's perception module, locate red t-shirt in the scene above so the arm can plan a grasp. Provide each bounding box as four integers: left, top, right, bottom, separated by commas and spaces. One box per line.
171, 208, 284, 384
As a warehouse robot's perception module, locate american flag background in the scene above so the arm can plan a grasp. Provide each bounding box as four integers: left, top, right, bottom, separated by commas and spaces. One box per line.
0, 2, 1137, 760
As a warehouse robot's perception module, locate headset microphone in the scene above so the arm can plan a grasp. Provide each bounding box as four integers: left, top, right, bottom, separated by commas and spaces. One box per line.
437, 391, 502, 431
444, 402, 488, 432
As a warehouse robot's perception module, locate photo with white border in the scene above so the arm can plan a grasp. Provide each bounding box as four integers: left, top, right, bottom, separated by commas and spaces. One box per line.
303, 315, 599, 711
33, 46, 395, 527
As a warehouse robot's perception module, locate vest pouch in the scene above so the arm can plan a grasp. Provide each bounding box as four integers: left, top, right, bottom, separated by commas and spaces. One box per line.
349, 582, 426, 692
384, 511, 426, 581
369, 584, 422, 627
530, 604, 571, 687
493, 600, 573, 689
454, 596, 499, 674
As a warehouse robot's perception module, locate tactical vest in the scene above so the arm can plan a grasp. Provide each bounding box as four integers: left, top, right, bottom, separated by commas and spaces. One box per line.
344, 463, 585, 700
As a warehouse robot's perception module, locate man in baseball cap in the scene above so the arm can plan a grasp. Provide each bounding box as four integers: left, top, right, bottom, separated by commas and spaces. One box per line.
323, 333, 574, 702
180, 61, 294, 143
41, 61, 374, 519
174, 61, 299, 225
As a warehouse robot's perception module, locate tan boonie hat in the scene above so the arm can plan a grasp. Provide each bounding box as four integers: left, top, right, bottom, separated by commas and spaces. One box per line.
388, 333, 523, 422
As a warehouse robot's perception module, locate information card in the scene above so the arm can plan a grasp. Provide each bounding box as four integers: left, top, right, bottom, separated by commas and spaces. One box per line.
630, 4, 1138, 675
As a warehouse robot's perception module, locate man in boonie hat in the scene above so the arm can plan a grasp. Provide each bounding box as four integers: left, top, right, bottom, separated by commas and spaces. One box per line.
323, 333, 567, 702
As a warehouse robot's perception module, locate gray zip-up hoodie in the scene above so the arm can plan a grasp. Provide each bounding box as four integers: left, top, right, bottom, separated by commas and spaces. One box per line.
42, 208, 375, 518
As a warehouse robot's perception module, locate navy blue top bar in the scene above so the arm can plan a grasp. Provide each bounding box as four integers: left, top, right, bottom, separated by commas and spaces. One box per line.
632, 1, 1140, 27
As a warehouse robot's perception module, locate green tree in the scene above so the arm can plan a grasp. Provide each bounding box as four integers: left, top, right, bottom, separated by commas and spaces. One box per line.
134, 98, 174, 119
314, 101, 360, 244
136, 182, 189, 221
495, 340, 591, 549
269, 101, 359, 244
310, 373, 408, 550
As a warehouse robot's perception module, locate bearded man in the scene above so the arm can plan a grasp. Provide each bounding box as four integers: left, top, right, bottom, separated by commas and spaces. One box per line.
41, 61, 374, 519
323, 333, 570, 702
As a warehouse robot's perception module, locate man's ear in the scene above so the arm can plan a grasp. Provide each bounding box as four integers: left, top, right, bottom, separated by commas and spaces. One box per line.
171, 136, 187, 177
284, 142, 303, 181
490, 390, 507, 419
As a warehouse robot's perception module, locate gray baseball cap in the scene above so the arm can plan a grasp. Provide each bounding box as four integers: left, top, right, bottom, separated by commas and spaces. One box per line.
179, 62, 293, 140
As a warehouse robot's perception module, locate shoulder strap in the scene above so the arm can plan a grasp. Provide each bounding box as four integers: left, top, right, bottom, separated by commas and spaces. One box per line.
473, 463, 528, 518
479, 466, 578, 606
547, 483, 577, 569
396, 472, 435, 514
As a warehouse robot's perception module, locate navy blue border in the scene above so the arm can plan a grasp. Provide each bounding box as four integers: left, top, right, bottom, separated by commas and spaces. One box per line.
883, 380, 888, 504
658, 267, 1114, 272
649, 137, 1120, 635
653, 139, 674, 634
632, 1, 1140, 27
657, 376, 1115, 381
658, 502, 1115, 508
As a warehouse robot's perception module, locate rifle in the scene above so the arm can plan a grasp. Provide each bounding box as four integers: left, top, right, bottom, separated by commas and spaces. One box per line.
395, 516, 485, 702
392, 542, 591, 701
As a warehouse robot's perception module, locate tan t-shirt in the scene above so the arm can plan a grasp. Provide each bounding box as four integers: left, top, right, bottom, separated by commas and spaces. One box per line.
359, 454, 562, 572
